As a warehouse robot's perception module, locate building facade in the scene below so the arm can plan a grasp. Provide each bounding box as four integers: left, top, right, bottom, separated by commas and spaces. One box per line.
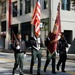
0, 0, 75, 53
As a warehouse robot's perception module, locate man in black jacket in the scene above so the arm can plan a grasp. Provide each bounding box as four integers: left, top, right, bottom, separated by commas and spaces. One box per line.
30, 34, 43, 75
57, 33, 68, 72
12, 33, 26, 75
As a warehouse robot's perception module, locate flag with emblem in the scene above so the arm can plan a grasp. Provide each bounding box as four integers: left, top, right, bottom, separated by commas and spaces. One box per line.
48, 2, 61, 54
53, 2, 61, 34
31, 0, 41, 36
8, 0, 11, 29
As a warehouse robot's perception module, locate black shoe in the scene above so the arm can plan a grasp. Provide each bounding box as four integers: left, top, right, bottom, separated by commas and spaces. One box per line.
30, 70, 32, 74
57, 65, 59, 71
52, 71, 57, 74
44, 68, 46, 72
37, 73, 41, 75
62, 70, 66, 72
20, 72, 24, 75
20, 73, 24, 75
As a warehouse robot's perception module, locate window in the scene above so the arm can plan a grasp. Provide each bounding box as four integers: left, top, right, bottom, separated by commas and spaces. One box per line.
1, 21, 6, 31
25, 0, 31, 14
12, 1, 18, 17
71, 0, 75, 11
20, 0, 23, 15
64, 30, 72, 44
61, 0, 70, 11
11, 24, 18, 35
44, 0, 47, 9
1, 1, 6, 14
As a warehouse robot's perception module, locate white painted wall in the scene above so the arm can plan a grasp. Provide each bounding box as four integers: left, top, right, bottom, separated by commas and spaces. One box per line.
51, 0, 75, 40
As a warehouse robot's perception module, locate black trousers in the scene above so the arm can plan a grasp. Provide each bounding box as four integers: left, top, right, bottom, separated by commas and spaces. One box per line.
57, 51, 67, 71
44, 50, 56, 72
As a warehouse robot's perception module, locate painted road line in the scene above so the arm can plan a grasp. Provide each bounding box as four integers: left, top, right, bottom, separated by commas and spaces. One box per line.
0, 58, 14, 63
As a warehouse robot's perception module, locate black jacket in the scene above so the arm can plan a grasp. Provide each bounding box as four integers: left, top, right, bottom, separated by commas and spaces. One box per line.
11, 40, 26, 53
45, 37, 50, 47
30, 37, 43, 50
57, 38, 68, 53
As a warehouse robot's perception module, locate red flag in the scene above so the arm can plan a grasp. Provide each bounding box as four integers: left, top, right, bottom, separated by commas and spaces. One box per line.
8, 0, 11, 29
31, 0, 41, 36
53, 2, 61, 34
48, 33, 58, 54
48, 2, 61, 54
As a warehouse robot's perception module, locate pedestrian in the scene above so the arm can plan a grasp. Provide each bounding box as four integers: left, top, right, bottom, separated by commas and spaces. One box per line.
57, 33, 68, 72
30, 34, 43, 75
44, 31, 57, 74
12, 33, 26, 75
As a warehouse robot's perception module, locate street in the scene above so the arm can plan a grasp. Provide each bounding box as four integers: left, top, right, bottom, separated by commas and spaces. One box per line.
0, 52, 75, 75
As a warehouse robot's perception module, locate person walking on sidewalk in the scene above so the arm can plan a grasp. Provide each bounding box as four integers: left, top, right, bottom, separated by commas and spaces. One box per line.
57, 33, 68, 72
44, 31, 57, 74
11, 33, 26, 75
30, 34, 43, 75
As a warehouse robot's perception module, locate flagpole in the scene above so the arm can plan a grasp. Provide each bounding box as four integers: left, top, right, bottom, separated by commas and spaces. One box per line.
31, 0, 34, 37
5, 0, 11, 49
49, 0, 52, 32
5, 0, 9, 49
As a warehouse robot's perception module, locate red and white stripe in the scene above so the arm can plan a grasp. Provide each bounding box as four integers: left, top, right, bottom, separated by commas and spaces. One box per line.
31, 0, 41, 36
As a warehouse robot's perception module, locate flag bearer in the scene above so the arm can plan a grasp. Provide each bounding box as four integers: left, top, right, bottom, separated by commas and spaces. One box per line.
30, 34, 43, 75
12, 33, 26, 75
44, 32, 57, 74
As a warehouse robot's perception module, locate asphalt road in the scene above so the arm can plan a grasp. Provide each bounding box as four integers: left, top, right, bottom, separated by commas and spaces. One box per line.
0, 52, 75, 75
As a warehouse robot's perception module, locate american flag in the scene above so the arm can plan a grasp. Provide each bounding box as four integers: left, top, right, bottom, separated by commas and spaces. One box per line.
31, 0, 41, 36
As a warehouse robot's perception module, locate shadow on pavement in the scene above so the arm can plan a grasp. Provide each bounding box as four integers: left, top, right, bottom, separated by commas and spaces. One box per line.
23, 69, 73, 75
0, 70, 74, 75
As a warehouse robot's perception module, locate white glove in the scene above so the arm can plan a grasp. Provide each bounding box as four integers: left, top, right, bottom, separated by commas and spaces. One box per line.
24, 54, 26, 58
16, 45, 20, 49
37, 48, 40, 51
